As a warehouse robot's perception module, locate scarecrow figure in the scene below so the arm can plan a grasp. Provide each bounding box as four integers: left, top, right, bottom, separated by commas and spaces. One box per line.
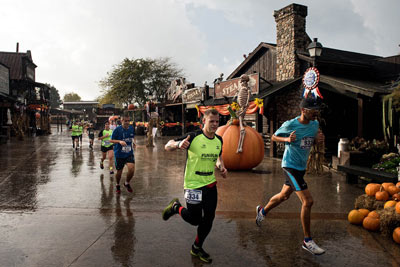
235, 74, 251, 153
146, 101, 159, 147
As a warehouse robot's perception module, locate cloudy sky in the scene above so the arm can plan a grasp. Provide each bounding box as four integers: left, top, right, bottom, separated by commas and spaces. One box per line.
0, 0, 399, 100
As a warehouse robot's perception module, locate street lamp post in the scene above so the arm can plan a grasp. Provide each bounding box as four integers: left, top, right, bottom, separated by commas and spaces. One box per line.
307, 38, 323, 67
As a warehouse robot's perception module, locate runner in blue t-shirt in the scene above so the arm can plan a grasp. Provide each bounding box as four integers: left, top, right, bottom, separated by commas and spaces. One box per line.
110, 114, 136, 194
255, 97, 326, 255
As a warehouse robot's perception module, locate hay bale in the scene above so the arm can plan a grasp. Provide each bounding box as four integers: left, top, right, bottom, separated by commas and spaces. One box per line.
354, 194, 385, 210
379, 207, 400, 236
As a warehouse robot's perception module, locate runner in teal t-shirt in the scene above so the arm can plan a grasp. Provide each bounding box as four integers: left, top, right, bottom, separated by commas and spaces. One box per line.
255, 97, 326, 256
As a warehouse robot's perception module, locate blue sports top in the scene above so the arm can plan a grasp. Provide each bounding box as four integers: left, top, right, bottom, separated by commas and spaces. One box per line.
111, 125, 135, 158
274, 116, 319, 170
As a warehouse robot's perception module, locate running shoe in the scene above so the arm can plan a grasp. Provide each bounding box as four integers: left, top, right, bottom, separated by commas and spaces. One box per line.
162, 198, 180, 221
116, 185, 121, 194
256, 205, 264, 227
100, 161, 104, 169
124, 183, 133, 193
302, 240, 325, 255
190, 245, 212, 263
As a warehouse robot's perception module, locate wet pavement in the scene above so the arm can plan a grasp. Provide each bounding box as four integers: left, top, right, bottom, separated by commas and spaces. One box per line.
0, 126, 399, 267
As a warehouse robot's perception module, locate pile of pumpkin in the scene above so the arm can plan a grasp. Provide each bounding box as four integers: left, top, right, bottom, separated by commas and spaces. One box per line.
348, 182, 400, 245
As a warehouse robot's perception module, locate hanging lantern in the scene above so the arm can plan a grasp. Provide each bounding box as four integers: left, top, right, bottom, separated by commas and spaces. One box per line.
128, 104, 135, 110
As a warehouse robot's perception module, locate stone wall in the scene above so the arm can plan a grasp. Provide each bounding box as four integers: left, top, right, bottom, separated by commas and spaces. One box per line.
265, 85, 303, 128
274, 4, 308, 82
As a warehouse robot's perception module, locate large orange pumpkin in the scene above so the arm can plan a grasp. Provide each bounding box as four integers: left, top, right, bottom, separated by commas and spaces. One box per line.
216, 120, 264, 170
375, 187, 389, 201
393, 227, 400, 244
365, 183, 380, 196
382, 182, 395, 191
348, 210, 364, 225
396, 202, 400, 214
396, 182, 400, 188
363, 216, 380, 231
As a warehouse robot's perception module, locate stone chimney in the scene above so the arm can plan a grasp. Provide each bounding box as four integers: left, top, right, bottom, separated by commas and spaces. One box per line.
274, 4, 308, 81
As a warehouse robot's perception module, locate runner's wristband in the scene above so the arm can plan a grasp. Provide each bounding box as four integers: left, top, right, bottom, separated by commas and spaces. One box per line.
177, 140, 182, 148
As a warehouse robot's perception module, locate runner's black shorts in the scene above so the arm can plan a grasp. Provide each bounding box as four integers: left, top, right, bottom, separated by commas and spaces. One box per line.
101, 145, 113, 153
115, 155, 135, 170
89, 134, 95, 140
72, 136, 79, 141
79, 134, 83, 140
282, 167, 308, 191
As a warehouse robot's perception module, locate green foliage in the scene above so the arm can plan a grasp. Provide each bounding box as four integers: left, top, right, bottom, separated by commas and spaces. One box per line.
372, 153, 400, 174
47, 84, 61, 108
382, 83, 400, 141
63, 92, 82, 102
99, 57, 183, 107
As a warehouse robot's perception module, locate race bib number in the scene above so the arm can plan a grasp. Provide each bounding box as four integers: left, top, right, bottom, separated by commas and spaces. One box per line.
121, 146, 132, 153
300, 137, 314, 149
104, 140, 111, 146
184, 189, 202, 204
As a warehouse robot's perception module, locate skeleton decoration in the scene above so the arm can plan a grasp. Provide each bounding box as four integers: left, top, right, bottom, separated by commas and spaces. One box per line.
235, 74, 251, 153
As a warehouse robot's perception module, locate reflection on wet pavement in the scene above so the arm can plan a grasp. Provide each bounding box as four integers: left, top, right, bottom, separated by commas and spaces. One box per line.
0, 127, 398, 266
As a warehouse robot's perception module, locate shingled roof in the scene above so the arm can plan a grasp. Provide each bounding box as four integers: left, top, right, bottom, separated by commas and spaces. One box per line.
0, 51, 36, 80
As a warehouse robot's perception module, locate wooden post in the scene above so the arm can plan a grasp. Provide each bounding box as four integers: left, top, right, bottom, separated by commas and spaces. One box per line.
181, 103, 186, 135
269, 118, 275, 157
358, 97, 363, 137
256, 112, 263, 133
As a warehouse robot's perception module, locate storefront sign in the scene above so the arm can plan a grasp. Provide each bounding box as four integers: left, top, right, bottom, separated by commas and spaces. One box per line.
182, 87, 203, 104
0, 64, 10, 95
214, 73, 259, 99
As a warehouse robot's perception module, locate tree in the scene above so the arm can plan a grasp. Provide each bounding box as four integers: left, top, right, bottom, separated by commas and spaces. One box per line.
95, 90, 123, 108
47, 84, 62, 108
99, 57, 183, 107
63, 92, 81, 102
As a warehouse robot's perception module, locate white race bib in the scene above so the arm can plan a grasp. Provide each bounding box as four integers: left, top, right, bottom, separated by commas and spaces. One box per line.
104, 140, 111, 146
184, 189, 202, 204
121, 146, 132, 153
300, 137, 314, 149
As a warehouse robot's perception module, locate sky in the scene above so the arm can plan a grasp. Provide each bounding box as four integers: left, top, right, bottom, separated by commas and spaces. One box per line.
0, 0, 399, 101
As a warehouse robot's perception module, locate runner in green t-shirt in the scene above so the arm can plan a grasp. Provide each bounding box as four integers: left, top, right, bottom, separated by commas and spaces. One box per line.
98, 121, 114, 174
71, 121, 80, 150
162, 109, 227, 263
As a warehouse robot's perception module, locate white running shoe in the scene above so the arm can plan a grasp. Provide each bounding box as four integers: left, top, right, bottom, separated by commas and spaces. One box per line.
255, 205, 264, 227
302, 240, 325, 255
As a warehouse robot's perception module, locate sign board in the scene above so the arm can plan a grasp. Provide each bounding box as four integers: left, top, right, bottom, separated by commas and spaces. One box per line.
0, 64, 9, 95
182, 87, 203, 104
214, 73, 259, 99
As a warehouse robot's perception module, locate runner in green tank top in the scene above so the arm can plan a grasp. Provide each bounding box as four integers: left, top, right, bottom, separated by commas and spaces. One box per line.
98, 121, 114, 174
71, 121, 80, 150
162, 109, 227, 263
